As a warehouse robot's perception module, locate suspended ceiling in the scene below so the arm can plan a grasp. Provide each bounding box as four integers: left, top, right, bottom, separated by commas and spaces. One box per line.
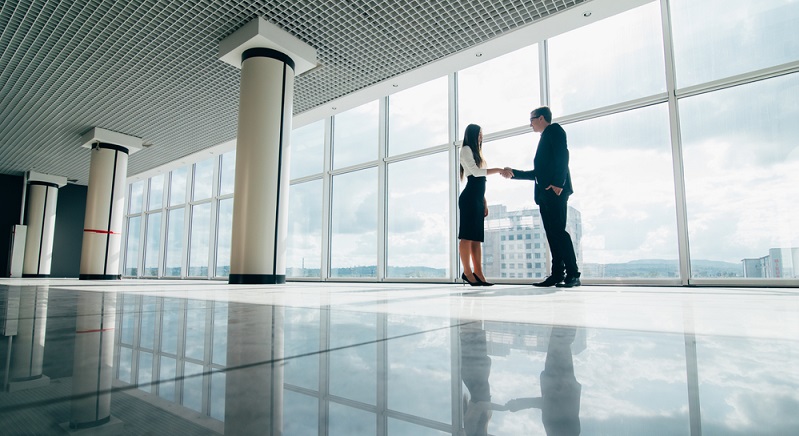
0, 0, 618, 185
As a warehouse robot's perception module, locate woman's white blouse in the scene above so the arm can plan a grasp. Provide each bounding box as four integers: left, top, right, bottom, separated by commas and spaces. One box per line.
460, 146, 487, 177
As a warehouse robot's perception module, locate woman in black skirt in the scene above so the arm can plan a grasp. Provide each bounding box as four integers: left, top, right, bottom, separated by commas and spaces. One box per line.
459, 124, 508, 286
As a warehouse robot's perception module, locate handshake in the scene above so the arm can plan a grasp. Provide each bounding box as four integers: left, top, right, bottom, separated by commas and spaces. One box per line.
500, 167, 514, 179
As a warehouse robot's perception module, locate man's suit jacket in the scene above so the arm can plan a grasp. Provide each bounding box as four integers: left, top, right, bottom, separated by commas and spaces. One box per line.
511, 123, 573, 205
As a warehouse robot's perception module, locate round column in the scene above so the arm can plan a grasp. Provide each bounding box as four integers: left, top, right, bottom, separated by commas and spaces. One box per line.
229, 48, 294, 284
70, 292, 116, 429
22, 182, 59, 277
80, 143, 129, 280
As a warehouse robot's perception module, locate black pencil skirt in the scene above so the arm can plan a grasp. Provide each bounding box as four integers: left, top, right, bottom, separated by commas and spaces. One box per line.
458, 175, 486, 242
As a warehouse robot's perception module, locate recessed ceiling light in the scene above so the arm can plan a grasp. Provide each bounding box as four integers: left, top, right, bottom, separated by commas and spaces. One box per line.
475, 52, 483, 57
583, 11, 592, 17
332, 106, 337, 110
392, 84, 399, 87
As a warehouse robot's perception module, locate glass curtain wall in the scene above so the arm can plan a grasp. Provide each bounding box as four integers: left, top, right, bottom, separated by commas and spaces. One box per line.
122, 0, 799, 284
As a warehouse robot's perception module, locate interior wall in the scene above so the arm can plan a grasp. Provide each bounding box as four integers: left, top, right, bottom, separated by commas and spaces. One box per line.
50, 184, 87, 278
0, 174, 24, 276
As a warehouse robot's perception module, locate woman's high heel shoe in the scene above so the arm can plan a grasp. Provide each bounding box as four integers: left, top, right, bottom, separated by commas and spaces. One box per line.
461, 273, 481, 286
474, 275, 494, 286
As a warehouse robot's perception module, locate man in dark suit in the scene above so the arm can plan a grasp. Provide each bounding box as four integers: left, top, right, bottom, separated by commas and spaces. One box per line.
506, 106, 581, 288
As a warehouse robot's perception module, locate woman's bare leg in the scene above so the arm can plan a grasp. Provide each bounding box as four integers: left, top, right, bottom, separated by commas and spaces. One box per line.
470, 241, 486, 282
459, 239, 476, 281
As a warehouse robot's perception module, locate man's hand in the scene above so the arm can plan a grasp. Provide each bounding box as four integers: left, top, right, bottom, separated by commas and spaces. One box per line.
501, 167, 514, 179
546, 185, 563, 196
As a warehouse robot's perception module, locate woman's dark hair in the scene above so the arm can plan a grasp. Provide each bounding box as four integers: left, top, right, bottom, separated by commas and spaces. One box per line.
460, 124, 483, 180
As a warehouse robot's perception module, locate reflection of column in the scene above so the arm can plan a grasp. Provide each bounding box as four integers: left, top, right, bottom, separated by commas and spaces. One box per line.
219, 18, 316, 284
225, 303, 284, 435
79, 128, 142, 280
6, 286, 50, 391
22, 182, 60, 277
69, 292, 117, 429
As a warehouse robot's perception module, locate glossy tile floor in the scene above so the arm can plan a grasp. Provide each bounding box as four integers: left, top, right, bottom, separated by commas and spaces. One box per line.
0, 279, 797, 435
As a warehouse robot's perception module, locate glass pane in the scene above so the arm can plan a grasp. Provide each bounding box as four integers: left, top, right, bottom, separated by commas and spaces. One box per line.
287, 180, 322, 278
144, 212, 161, 277
138, 351, 153, 393
188, 202, 211, 277
215, 198, 233, 277
193, 158, 214, 201
165, 208, 184, 277
333, 100, 379, 169
671, 0, 799, 88
161, 298, 180, 355
148, 174, 164, 210
219, 150, 236, 196
140, 296, 156, 349
329, 403, 376, 435
331, 168, 377, 277
680, 74, 799, 279
330, 311, 376, 405
183, 361, 203, 412
210, 371, 225, 421
124, 216, 141, 276
388, 76, 448, 156
284, 390, 318, 436
567, 104, 678, 278
458, 44, 539, 134
158, 356, 177, 402
387, 315, 451, 423
387, 153, 449, 278
169, 166, 188, 206
284, 307, 320, 390
291, 119, 325, 179
118, 347, 132, 383
185, 299, 206, 361
212, 302, 228, 366
477, 134, 538, 280
129, 180, 145, 214
549, 2, 666, 115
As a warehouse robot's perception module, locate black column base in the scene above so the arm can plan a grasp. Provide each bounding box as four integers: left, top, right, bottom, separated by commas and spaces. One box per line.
229, 274, 286, 284
21, 274, 49, 278
79, 274, 122, 280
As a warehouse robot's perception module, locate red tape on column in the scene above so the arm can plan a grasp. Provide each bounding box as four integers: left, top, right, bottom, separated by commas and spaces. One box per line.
83, 229, 120, 234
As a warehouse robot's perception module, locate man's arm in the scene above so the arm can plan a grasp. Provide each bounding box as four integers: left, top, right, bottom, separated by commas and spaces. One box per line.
509, 168, 535, 180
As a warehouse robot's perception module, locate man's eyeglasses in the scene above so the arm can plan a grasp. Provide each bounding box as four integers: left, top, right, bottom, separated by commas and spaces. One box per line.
530, 115, 540, 122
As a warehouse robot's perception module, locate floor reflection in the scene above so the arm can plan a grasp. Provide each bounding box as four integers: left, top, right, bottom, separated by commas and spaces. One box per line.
0, 283, 798, 435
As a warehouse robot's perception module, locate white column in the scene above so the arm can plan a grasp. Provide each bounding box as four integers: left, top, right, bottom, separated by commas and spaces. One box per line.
229, 48, 294, 284
219, 17, 316, 285
69, 292, 116, 429
22, 182, 59, 277
79, 143, 129, 280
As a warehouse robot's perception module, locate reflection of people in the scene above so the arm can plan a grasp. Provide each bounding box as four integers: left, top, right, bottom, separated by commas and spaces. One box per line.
506, 106, 581, 288
458, 123, 512, 286
461, 325, 493, 436
505, 327, 582, 436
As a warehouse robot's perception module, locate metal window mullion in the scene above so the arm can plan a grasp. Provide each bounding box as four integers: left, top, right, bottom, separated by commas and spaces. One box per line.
137, 183, 149, 278
377, 97, 388, 282
321, 116, 333, 280
660, 0, 692, 285
207, 155, 220, 279
449, 72, 460, 282
539, 39, 550, 107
